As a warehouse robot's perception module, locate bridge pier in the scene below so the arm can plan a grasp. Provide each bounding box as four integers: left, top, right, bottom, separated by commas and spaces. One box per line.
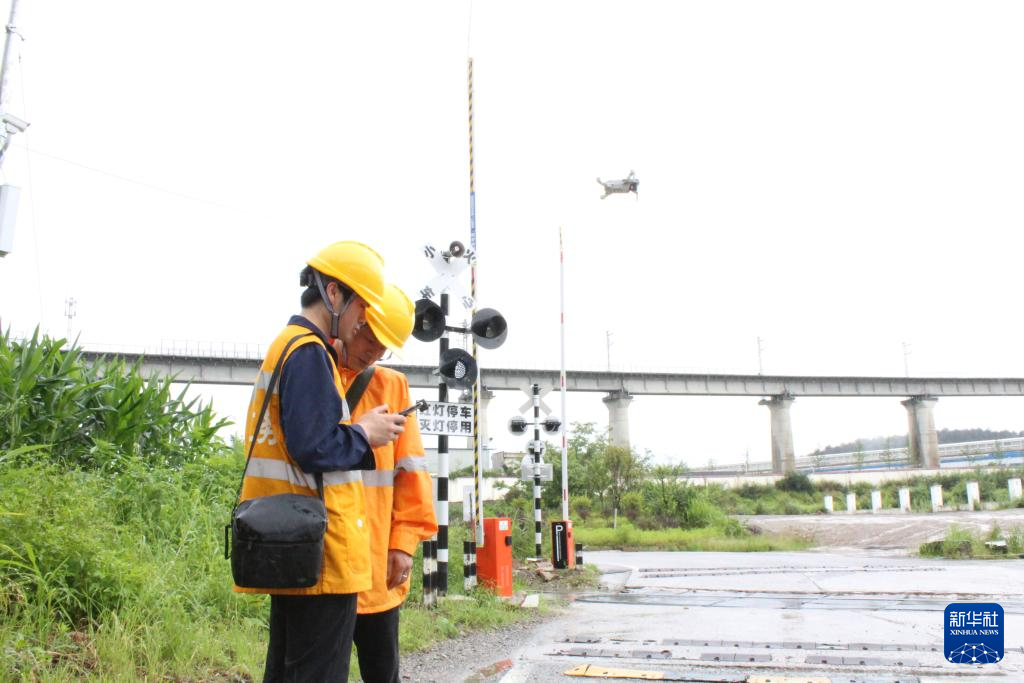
902, 396, 939, 468
603, 390, 633, 448
759, 394, 796, 474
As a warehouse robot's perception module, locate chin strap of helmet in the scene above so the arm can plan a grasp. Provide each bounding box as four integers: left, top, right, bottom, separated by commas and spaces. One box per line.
313, 270, 353, 342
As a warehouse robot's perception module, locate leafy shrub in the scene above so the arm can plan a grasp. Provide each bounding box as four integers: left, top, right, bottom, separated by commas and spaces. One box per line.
619, 491, 644, 521
629, 511, 662, 530
715, 517, 745, 537
0, 329, 230, 471
1, 464, 146, 621
775, 471, 814, 494
0, 455, 253, 626
570, 495, 592, 521
680, 492, 726, 529
1009, 527, 1024, 554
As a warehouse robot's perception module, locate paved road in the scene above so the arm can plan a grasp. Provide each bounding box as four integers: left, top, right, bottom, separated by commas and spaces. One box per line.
498, 549, 1024, 682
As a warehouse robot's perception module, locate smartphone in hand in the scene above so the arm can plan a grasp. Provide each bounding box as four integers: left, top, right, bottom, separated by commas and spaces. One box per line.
398, 399, 428, 416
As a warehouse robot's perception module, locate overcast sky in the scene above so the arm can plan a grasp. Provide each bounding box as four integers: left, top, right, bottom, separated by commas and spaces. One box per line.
1, 1, 1022, 467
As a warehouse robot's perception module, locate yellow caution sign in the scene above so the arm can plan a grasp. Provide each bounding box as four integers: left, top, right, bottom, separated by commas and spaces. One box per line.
564, 664, 665, 679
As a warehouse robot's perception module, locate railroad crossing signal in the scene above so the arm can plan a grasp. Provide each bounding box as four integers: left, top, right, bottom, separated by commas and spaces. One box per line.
412, 239, 508, 600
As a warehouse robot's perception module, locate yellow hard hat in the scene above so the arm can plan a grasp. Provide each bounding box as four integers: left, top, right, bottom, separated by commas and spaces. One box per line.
307, 241, 386, 313
367, 284, 415, 356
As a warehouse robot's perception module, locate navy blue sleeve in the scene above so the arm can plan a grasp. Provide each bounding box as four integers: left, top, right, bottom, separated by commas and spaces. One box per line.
278, 343, 375, 473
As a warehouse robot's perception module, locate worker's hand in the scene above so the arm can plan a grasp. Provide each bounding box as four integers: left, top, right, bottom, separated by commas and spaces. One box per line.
355, 405, 405, 448
386, 549, 414, 589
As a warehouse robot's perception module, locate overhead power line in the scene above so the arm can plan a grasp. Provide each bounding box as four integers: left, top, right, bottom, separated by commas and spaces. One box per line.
14, 143, 245, 213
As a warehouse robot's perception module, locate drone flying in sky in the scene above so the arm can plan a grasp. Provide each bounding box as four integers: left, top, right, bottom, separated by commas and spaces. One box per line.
597, 170, 639, 199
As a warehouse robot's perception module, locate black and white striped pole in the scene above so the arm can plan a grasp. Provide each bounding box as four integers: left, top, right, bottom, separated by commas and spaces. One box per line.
530, 384, 543, 556
422, 538, 436, 607
436, 293, 450, 595
462, 487, 478, 591
463, 539, 476, 591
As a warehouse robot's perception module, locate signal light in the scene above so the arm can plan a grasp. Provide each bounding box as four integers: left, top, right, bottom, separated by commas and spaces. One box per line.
471, 308, 507, 350
542, 417, 562, 434
412, 299, 445, 342
438, 348, 477, 389
508, 416, 527, 435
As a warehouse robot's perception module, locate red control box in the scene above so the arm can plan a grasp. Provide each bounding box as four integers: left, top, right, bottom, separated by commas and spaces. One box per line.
477, 517, 513, 597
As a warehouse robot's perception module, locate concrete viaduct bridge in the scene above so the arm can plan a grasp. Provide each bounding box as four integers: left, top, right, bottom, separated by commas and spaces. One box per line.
80, 349, 1024, 474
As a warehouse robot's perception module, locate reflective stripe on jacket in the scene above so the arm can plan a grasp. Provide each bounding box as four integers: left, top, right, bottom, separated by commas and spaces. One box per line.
234, 324, 372, 596
342, 365, 438, 614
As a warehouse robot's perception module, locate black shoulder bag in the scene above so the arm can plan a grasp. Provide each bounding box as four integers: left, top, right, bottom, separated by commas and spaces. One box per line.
226, 333, 328, 589
345, 366, 375, 415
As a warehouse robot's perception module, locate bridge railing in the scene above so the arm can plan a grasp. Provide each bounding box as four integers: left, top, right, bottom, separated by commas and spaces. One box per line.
9, 333, 1003, 379
76, 339, 267, 360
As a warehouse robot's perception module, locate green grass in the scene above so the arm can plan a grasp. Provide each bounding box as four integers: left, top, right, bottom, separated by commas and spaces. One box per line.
918, 523, 1024, 559
0, 457, 268, 681
0, 462, 549, 682
398, 590, 535, 653
574, 522, 810, 552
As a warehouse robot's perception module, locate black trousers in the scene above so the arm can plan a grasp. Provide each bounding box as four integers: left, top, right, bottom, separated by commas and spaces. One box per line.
263, 593, 358, 683
353, 606, 400, 683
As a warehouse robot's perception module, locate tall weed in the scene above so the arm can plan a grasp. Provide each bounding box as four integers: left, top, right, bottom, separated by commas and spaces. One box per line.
0, 329, 230, 470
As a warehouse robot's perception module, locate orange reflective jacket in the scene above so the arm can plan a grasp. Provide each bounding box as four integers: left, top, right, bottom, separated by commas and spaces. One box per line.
234, 324, 372, 596
342, 365, 438, 614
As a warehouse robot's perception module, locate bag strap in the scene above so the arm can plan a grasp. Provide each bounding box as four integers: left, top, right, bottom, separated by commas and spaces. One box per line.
232, 332, 316, 507
345, 366, 376, 415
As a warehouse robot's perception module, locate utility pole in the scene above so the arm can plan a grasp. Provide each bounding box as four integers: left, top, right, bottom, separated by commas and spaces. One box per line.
757, 337, 764, 375
605, 331, 613, 371
0, 0, 27, 259
0, 0, 25, 164
902, 341, 911, 378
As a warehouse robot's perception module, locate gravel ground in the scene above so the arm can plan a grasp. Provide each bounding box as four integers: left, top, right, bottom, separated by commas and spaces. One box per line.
392, 565, 601, 683
397, 608, 558, 683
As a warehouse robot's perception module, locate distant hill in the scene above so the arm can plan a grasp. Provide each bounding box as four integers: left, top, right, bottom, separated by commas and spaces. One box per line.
808, 428, 1024, 456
